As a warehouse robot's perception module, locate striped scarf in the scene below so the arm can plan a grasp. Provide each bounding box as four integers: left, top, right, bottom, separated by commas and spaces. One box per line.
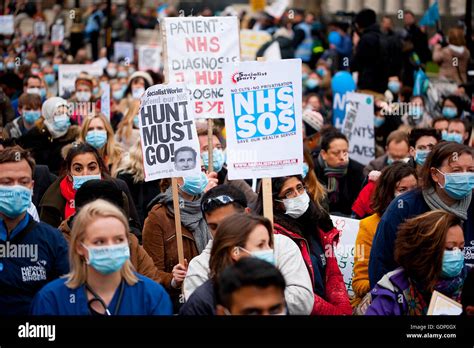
317, 154, 348, 203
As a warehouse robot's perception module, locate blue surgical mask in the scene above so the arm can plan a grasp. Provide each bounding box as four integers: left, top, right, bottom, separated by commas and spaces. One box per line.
117, 71, 128, 78
53, 64, 59, 73
0, 62, 4, 71
201, 148, 225, 172
302, 162, 309, 178
374, 116, 385, 128
239, 247, 276, 266
44, 73, 56, 86
93, 87, 100, 95
40, 88, 47, 99
442, 131, 463, 144
54, 114, 71, 132
414, 150, 430, 166
316, 68, 326, 77
251, 249, 275, 265
437, 169, 474, 200
72, 174, 101, 191
6, 62, 15, 70
112, 90, 123, 101
86, 130, 108, 149
302, 72, 308, 80
0, 185, 32, 218
133, 115, 140, 128
441, 249, 464, 278
305, 78, 319, 89
442, 106, 457, 119
83, 243, 130, 275
410, 106, 423, 119
23, 110, 41, 124
180, 172, 208, 196
388, 81, 401, 94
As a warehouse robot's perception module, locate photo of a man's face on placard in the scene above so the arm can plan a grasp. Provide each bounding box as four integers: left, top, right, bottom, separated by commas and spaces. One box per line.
174, 146, 197, 171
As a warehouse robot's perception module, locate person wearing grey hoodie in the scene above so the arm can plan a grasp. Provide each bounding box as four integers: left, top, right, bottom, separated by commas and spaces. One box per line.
182, 185, 314, 315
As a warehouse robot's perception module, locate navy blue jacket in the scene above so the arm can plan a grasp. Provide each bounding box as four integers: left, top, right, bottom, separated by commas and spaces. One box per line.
179, 280, 216, 315
31, 273, 172, 315
0, 214, 69, 315
369, 189, 474, 288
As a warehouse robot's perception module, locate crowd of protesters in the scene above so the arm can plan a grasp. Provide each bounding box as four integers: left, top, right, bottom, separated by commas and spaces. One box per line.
0, 1, 473, 316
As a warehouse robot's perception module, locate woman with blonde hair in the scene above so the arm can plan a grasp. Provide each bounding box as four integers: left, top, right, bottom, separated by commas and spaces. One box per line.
31, 199, 172, 315
115, 99, 140, 150
116, 138, 161, 225
79, 113, 124, 176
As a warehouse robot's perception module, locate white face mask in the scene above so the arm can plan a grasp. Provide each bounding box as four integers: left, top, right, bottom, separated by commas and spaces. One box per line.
76, 91, 91, 102
26, 87, 41, 96
280, 191, 310, 219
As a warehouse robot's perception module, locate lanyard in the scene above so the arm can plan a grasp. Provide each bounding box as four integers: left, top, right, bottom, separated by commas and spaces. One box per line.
86, 280, 125, 316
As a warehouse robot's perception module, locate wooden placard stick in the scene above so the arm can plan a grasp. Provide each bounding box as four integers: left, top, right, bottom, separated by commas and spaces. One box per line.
171, 177, 185, 265
207, 118, 214, 173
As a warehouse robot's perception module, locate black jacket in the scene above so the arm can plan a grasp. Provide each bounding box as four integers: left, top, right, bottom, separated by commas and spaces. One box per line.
313, 153, 365, 217
32, 165, 57, 207
18, 124, 79, 176
351, 24, 389, 93
116, 172, 161, 226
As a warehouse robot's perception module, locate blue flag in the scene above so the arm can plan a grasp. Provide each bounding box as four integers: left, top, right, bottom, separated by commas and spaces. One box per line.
413, 69, 429, 97
419, 1, 440, 27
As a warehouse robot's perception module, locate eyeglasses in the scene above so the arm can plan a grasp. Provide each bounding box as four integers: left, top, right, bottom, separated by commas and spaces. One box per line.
201, 195, 235, 213
279, 184, 306, 199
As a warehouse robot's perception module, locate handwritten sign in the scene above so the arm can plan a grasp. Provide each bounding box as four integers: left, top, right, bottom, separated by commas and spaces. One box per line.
162, 16, 240, 119
330, 215, 360, 297
341, 92, 375, 166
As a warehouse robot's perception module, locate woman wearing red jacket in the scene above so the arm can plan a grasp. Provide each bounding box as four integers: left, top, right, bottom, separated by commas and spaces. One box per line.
256, 175, 352, 315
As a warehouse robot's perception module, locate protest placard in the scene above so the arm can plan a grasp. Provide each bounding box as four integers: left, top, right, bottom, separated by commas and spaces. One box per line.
330, 215, 360, 297
100, 82, 110, 121
51, 24, 64, 46
427, 290, 463, 315
341, 92, 375, 166
138, 45, 161, 72
58, 64, 103, 97
33, 21, 47, 37
161, 16, 240, 119
240, 29, 271, 61
0, 15, 14, 35
222, 58, 303, 180
114, 41, 134, 63
138, 83, 201, 181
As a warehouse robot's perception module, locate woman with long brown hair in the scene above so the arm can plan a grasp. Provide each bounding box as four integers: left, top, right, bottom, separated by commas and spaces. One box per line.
179, 213, 274, 315
367, 210, 467, 315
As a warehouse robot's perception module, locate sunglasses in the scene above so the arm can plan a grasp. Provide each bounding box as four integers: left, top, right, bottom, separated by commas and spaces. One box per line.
201, 195, 235, 213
